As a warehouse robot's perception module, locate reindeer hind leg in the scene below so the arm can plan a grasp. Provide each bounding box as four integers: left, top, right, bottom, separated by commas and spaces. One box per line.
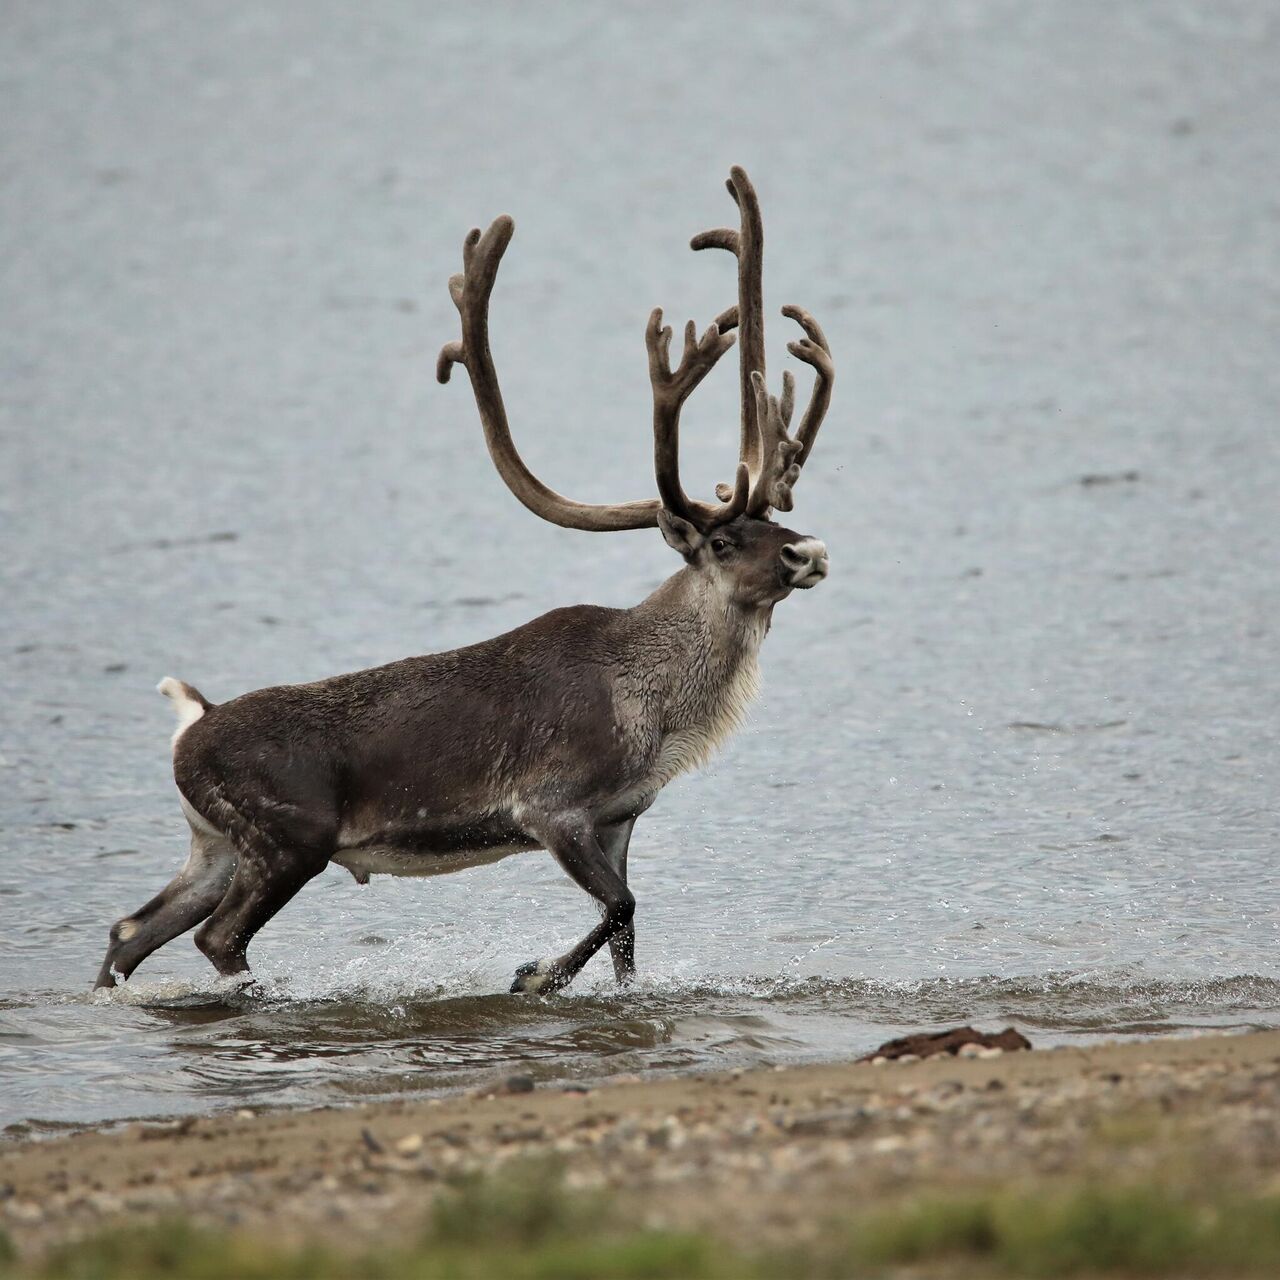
94, 829, 236, 989
192, 808, 333, 980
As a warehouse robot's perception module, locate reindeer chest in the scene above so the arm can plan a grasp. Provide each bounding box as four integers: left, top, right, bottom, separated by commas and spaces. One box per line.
648, 648, 762, 788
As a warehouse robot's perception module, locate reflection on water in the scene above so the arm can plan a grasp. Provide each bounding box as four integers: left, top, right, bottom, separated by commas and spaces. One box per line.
4, 1, 1280, 1129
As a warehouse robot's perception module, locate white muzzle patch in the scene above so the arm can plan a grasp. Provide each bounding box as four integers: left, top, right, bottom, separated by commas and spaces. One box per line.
780, 538, 829, 589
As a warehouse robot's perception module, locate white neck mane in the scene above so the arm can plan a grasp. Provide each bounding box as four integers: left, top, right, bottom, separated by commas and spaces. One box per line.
646, 575, 771, 785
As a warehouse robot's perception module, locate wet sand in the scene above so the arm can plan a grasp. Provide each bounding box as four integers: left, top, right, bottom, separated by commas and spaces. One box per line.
4, 1029, 1279, 1260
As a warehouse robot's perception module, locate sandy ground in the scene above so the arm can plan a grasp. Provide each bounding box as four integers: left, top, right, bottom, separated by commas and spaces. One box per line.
3, 1030, 1280, 1259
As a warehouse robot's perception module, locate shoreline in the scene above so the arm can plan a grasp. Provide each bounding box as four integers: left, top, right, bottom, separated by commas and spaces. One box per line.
4, 1027, 1280, 1261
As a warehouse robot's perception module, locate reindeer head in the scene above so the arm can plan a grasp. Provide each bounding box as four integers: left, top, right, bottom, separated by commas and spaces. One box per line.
437, 167, 835, 612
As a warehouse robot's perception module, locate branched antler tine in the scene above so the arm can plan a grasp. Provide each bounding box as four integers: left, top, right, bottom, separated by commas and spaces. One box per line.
647, 308, 695, 520
717, 461, 750, 519
461, 225, 481, 271
746, 371, 768, 499
681, 319, 698, 366
748, 370, 779, 501
781, 304, 835, 470
437, 215, 660, 532
647, 311, 740, 526
436, 340, 465, 383
691, 166, 766, 479
690, 228, 740, 254
658, 320, 673, 372
708, 303, 743, 499
436, 221, 507, 388
781, 303, 831, 354
713, 304, 738, 334
779, 368, 795, 429
644, 305, 665, 378
745, 370, 803, 515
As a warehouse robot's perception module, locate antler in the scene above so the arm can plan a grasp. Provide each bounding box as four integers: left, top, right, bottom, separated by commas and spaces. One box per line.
437, 172, 828, 534
781, 305, 834, 472
694, 167, 835, 516
437, 217, 661, 531
749, 370, 802, 513
646, 309, 749, 529
691, 166, 766, 480
438, 214, 743, 533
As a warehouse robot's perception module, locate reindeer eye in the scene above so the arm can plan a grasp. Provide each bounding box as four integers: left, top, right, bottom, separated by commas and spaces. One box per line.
710, 538, 730, 556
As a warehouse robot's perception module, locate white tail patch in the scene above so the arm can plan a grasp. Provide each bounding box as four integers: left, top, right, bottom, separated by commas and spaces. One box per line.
158, 676, 208, 745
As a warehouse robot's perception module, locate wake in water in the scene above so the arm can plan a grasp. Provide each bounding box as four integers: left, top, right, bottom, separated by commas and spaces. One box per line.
77, 958, 1280, 1030
8, 959, 1280, 1130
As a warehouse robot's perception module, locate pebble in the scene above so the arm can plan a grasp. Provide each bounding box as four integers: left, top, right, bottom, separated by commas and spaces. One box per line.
4, 1200, 44, 1224
394, 1134, 424, 1156
871, 1136, 906, 1154
785, 1107, 872, 1137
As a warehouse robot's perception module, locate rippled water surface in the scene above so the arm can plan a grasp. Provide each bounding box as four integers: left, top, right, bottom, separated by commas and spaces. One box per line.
3, 2, 1279, 1130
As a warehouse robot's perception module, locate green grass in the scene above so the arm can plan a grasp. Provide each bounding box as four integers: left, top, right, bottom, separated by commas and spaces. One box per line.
5, 1164, 739, 1280
8, 1167, 1280, 1278
14, 1221, 725, 1280
848, 1185, 1280, 1276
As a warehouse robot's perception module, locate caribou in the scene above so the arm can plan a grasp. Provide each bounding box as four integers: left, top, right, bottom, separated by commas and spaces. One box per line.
94, 167, 835, 995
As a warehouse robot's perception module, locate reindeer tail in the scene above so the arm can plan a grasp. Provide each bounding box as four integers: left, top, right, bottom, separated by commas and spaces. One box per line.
157, 677, 212, 744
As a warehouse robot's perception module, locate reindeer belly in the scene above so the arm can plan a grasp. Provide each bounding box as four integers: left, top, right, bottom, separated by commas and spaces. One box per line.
331, 813, 540, 881
331, 843, 537, 880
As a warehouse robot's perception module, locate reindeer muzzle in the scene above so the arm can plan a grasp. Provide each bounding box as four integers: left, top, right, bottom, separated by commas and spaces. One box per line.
780, 539, 829, 589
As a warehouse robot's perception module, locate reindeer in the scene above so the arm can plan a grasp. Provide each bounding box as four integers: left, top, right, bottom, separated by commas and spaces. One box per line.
94, 167, 835, 995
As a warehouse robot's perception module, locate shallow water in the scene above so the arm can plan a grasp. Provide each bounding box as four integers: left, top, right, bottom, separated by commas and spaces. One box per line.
3, 2, 1279, 1130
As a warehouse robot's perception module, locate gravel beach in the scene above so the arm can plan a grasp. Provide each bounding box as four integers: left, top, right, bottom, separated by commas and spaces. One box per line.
4, 1029, 1279, 1265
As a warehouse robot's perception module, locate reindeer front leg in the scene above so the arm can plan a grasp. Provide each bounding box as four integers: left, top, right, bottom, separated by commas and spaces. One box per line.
598, 817, 637, 984
511, 816, 635, 994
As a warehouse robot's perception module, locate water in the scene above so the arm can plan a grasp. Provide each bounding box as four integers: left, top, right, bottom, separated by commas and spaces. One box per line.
3, 1, 1279, 1132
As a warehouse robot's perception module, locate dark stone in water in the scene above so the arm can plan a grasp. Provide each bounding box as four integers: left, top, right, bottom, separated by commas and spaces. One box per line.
860, 1025, 1031, 1062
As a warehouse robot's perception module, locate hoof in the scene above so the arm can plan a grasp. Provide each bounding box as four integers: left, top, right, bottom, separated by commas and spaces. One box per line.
510, 959, 561, 995
219, 971, 259, 997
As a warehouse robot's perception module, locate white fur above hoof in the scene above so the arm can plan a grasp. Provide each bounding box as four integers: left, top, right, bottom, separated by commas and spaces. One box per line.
510, 958, 559, 994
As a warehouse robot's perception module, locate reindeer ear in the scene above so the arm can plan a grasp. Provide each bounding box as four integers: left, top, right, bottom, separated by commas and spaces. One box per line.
657, 510, 705, 560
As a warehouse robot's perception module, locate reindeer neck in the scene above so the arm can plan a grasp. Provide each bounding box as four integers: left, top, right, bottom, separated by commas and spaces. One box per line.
631, 566, 772, 734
